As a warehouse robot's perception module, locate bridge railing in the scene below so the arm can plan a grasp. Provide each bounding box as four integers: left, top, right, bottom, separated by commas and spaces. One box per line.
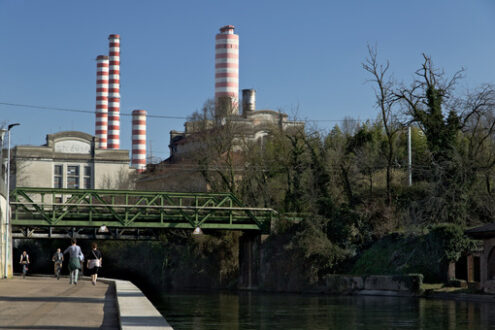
10, 187, 274, 233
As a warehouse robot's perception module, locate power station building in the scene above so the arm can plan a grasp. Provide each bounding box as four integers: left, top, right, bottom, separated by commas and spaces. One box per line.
11, 131, 134, 190
169, 90, 304, 159
168, 26, 304, 160
136, 26, 304, 192
11, 25, 304, 191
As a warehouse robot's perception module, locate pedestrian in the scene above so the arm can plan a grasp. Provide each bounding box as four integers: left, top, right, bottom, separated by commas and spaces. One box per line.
86, 242, 102, 286
63, 238, 84, 285
52, 248, 64, 280
19, 251, 30, 278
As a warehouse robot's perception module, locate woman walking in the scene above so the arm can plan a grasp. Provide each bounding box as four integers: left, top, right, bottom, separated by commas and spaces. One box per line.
63, 238, 84, 285
87, 242, 102, 285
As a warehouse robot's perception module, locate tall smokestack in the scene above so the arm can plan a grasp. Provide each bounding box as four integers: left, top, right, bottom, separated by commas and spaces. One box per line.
131, 109, 147, 172
108, 34, 121, 149
242, 89, 256, 117
95, 55, 109, 149
215, 25, 239, 116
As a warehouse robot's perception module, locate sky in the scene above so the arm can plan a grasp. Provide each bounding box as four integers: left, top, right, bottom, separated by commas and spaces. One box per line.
1, 0, 495, 160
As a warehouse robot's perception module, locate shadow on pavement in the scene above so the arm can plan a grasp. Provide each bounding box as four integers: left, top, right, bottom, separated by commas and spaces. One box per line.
0, 296, 105, 303
116, 291, 145, 297
101, 282, 119, 329
120, 316, 170, 326
0, 327, 100, 330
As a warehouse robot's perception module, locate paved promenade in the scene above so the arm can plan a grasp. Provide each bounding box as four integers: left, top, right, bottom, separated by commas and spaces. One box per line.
0, 276, 118, 329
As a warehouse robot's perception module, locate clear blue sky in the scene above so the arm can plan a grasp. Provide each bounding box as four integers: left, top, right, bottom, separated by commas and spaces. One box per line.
1, 0, 495, 159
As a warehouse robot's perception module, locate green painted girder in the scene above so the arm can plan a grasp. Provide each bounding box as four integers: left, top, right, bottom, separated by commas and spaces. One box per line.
10, 187, 274, 233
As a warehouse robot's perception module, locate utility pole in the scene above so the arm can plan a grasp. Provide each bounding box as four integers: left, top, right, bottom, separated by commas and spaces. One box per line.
148, 140, 153, 164
408, 126, 412, 186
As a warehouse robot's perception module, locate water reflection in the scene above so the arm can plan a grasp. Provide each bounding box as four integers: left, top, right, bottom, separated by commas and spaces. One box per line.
156, 291, 495, 330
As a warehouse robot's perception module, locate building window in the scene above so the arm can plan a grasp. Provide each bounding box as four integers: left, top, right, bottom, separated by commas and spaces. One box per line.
84, 166, 92, 189
67, 165, 80, 189
54, 165, 63, 188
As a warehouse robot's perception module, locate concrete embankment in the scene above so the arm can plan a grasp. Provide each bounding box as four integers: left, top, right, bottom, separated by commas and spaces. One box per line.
323, 274, 424, 296
106, 278, 173, 330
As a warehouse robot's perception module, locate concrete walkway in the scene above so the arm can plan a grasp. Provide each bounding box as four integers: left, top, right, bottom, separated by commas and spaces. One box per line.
0, 276, 118, 329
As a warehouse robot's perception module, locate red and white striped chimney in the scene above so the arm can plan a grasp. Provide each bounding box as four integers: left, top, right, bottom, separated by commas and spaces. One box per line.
215, 25, 239, 115
131, 109, 147, 172
108, 34, 121, 149
95, 55, 109, 149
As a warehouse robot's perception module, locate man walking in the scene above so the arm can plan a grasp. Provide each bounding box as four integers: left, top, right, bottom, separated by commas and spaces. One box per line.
63, 239, 84, 285
19, 251, 30, 279
52, 248, 64, 280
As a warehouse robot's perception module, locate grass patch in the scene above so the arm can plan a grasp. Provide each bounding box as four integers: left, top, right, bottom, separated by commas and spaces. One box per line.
351, 224, 473, 283
422, 283, 444, 290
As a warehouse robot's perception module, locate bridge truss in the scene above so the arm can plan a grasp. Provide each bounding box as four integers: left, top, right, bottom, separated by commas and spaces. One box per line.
10, 188, 274, 240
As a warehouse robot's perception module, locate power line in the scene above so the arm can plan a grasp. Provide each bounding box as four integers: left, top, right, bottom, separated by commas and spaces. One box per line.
0, 102, 188, 120
0, 101, 364, 123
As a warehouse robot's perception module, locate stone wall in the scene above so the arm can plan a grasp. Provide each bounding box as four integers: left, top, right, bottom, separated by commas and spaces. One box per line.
480, 237, 495, 293
324, 274, 424, 296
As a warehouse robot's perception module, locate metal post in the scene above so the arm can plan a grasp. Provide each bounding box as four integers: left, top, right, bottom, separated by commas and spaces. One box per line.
0, 129, 5, 278
4, 123, 19, 278
408, 126, 412, 187
4, 129, 10, 278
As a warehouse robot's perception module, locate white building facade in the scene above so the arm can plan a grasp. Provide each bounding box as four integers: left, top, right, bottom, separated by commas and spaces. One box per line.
11, 131, 134, 190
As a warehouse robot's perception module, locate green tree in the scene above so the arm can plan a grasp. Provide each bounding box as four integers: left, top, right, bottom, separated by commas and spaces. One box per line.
396, 55, 468, 225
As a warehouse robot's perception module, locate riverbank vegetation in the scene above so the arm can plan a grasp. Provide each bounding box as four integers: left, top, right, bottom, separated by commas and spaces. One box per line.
124, 48, 495, 291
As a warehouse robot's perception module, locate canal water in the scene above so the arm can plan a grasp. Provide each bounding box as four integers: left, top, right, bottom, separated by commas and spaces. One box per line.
156, 291, 495, 329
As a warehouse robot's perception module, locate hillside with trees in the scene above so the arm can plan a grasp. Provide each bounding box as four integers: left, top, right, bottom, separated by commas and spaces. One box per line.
95, 50, 495, 292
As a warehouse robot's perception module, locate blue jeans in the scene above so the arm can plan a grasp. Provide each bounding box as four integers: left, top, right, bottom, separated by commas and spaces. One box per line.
22, 264, 28, 276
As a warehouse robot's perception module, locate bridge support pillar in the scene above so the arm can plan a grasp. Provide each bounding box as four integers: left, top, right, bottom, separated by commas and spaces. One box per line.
239, 232, 260, 290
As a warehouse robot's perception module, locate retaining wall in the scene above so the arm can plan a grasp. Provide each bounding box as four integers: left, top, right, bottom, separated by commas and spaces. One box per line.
100, 278, 173, 330
324, 274, 424, 296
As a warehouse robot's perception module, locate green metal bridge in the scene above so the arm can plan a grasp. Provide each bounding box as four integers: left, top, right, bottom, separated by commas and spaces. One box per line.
10, 187, 275, 240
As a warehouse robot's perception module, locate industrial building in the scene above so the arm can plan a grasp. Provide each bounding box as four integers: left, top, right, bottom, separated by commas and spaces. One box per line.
9, 33, 147, 190
10, 25, 304, 192
135, 26, 304, 191
167, 25, 304, 160
11, 131, 133, 190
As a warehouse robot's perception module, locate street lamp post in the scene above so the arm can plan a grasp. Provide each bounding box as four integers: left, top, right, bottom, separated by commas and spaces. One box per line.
0, 129, 5, 278
408, 126, 412, 187
4, 123, 19, 278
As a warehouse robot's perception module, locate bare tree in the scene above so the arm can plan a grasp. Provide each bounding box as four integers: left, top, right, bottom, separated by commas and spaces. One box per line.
100, 167, 136, 190
458, 85, 495, 194
362, 45, 402, 204
187, 100, 247, 194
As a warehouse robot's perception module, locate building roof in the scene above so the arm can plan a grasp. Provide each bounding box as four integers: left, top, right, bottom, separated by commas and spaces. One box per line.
465, 222, 495, 239
13, 131, 130, 162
